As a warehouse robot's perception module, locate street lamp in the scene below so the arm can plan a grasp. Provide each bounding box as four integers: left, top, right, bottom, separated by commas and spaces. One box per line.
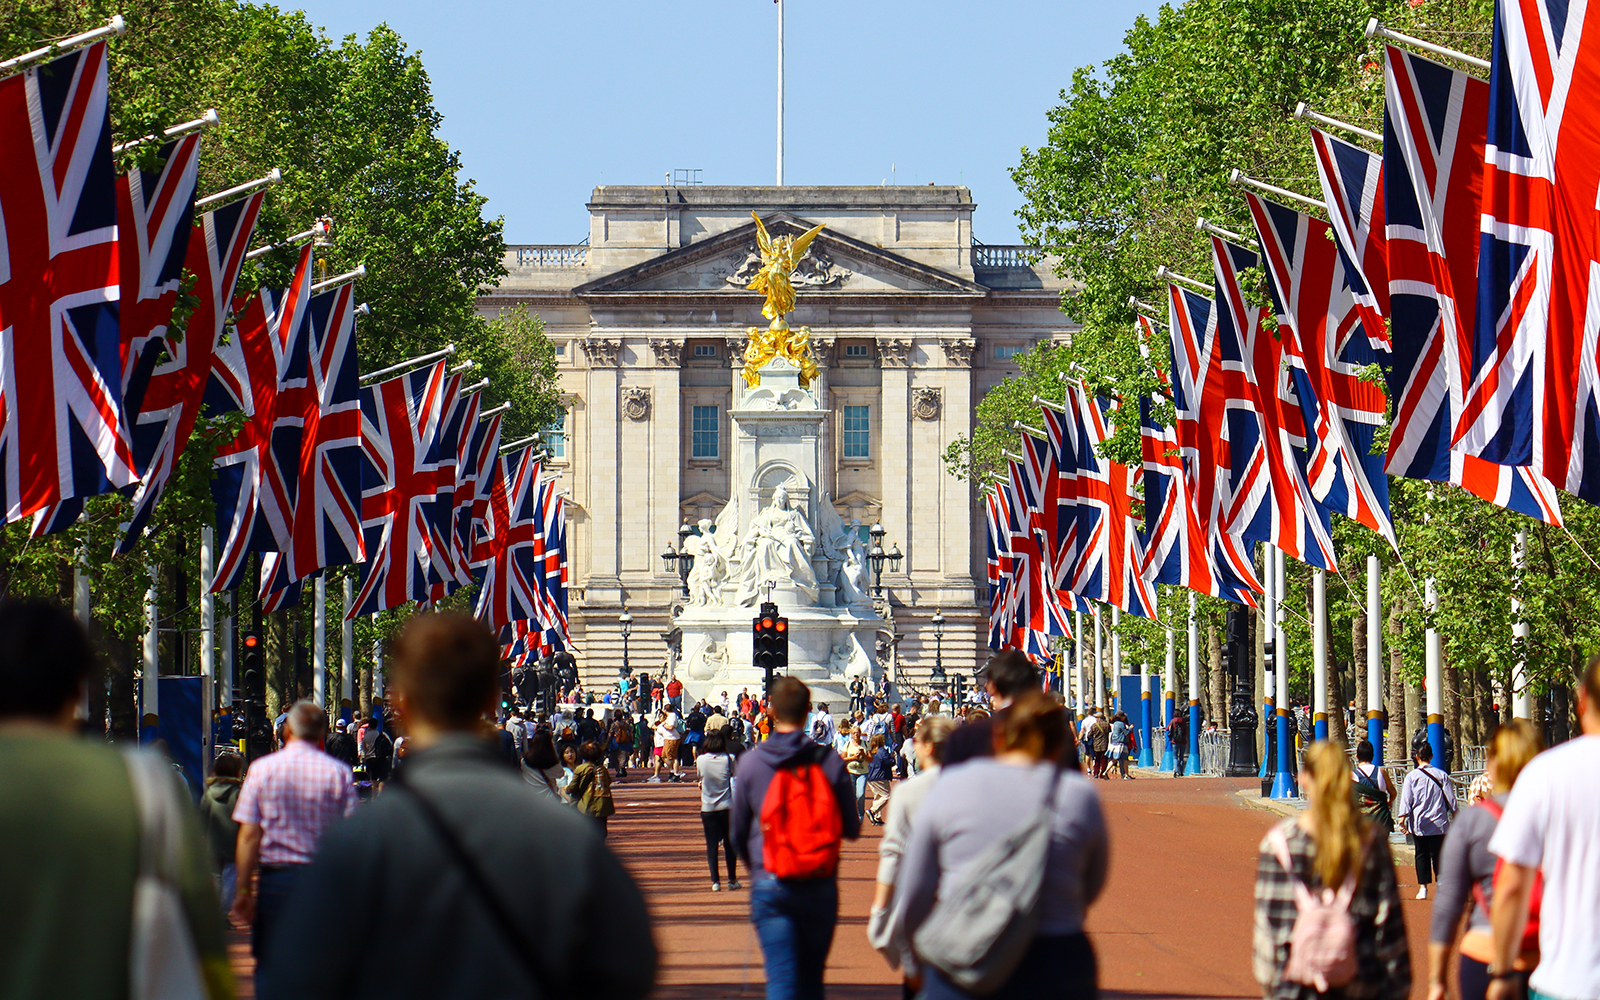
618, 607, 634, 682
660, 522, 696, 598
931, 608, 945, 691
867, 523, 904, 597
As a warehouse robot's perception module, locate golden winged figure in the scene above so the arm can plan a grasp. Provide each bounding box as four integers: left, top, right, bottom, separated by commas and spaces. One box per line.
742, 212, 825, 388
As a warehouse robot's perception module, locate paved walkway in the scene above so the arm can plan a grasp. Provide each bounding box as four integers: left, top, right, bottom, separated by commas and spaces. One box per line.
227, 770, 1440, 998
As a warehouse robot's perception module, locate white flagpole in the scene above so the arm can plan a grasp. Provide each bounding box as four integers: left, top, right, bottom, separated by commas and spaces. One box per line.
1425, 576, 1443, 763
0, 17, 125, 77
74, 546, 91, 722
1074, 608, 1084, 717
1110, 606, 1122, 710
1366, 555, 1384, 760
372, 616, 385, 702
1273, 548, 1294, 796
1313, 568, 1328, 741
313, 575, 327, 710
776, 0, 785, 185
1162, 594, 1176, 771
360, 344, 455, 384
341, 578, 354, 716
221, 594, 234, 709
142, 565, 159, 739
200, 528, 216, 774
1093, 609, 1104, 712
1187, 590, 1200, 774
1511, 531, 1530, 720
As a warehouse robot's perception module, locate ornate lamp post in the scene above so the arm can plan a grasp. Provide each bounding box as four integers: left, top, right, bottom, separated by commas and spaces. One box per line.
660, 522, 696, 598
618, 607, 633, 684
931, 608, 945, 691
867, 523, 903, 598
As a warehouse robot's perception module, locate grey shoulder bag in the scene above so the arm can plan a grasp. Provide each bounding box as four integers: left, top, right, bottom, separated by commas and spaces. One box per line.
912, 766, 1062, 996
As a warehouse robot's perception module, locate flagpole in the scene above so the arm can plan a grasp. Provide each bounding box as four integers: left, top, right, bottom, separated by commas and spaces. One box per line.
1074, 608, 1084, 718
1365, 17, 1490, 72
360, 344, 456, 384
1093, 609, 1104, 713
221, 594, 234, 710
0, 16, 125, 77
200, 528, 216, 775
113, 108, 218, 155
195, 169, 282, 211
1161, 593, 1176, 771
246, 226, 318, 262
1271, 547, 1295, 797
1293, 102, 1383, 143
1186, 590, 1201, 774
1110, 606, 1122, 711
341, 578, 354, 722
1425, 575, 1443, 765
776, 0, 784, 186
1367, 554, 1384, 761
142, 565, 159, 743
1313, 568, 1329, 741
310, 264, 366, 295
313, 575, 327, 710
74, 546, 91, 723
1511, 531, 1530, 721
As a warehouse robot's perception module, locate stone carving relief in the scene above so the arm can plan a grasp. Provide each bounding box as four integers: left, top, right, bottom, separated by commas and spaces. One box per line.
620, 386, 651, 421
943, 339, 976, 368
912, 387, 942, 421
810, 337, 836, 368
722, 245, 851, 290
879, 339, 912, 368
650, 338, 683, 368
725, 336, 750, 368
579, 338, 621, 367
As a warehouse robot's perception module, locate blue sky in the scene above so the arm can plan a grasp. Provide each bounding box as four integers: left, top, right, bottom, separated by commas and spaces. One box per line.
288, 0, 1164, 245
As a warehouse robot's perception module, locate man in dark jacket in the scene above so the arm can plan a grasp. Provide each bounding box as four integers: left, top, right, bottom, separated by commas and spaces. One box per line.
730, 677, 860, 1000
258, 613, 656, 1000
325, 720, 358, 768
941, 649, 1080, 771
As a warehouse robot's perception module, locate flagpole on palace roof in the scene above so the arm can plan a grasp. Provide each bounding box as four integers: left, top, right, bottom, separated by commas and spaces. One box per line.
1365, 18, 1489, 72
360, 345, 455, 384
0, 16, 125, 78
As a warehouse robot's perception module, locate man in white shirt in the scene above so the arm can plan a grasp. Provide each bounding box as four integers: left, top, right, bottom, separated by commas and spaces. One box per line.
809, 703, 837, 746
652, 709, 683, 782
1488, 656, 1600, 1000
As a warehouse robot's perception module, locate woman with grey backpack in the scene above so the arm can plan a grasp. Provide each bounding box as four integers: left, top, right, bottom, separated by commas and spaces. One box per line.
895, 690, 1108, 999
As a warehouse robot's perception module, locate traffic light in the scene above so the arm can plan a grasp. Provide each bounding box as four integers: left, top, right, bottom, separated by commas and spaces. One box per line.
240, 633, 270, 763
752, 602, 789, 693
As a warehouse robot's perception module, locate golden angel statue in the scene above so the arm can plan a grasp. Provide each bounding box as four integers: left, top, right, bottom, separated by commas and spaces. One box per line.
742, 212, 824, 388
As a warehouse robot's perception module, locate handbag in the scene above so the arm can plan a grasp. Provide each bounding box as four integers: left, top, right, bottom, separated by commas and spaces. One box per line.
912, 765, 1062, 995
124, 750, 210, 1000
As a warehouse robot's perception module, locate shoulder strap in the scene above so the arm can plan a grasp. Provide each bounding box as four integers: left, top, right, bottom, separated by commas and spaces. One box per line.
392, 777, 558, 995
1476, 797, 1504, 820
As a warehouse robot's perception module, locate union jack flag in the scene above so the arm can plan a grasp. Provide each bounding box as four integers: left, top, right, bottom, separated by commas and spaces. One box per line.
1139, 315, 1260, 604
1064, 381, 1157, 617
1001, 461, 1068, 660
1460, 2, 1600, 501
1247, 192, 1395, 544
1310, 127, 1390, 352
348, 360, 450, 617
474, 445, 545, 629
420, 374, 466, 595
207, 244, 314, 590
0, 42, 136, 523
117, 134, 200, 421
1380, 44, 1563, 524
286, 284, 363, 579
535, 478, 570, 650
467, 408, 504, 566
985, 486, 1012, 650
1038, 403, 1084, 592
1211, 236, 1338, 570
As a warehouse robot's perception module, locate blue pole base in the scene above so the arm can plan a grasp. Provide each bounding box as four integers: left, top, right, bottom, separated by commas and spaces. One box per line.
1271, 771, 1298, 799
1260, 702, 1274, 777
1139, 697, 1154, 767
1186, 704, 1202, 775
1314, 719, 1328, 742
1367, 718, 1384, 765
1428, 720, 1445, 769
1159, 746, 1174, 772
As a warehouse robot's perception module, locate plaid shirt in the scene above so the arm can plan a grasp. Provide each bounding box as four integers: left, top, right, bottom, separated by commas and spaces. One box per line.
1252, 819, 1411, 1000
234, 739, 357, 866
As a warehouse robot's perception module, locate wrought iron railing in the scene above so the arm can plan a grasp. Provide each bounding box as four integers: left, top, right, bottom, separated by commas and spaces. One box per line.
513, 244, 588, 268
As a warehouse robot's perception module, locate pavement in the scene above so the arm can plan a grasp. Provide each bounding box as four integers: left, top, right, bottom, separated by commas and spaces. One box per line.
227, 767, 1444, 999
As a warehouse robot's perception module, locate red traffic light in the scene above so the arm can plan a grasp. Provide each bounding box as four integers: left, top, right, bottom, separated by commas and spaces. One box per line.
775, 620, 787, 632
761, 618, 774, 630
243, 635, 259, 648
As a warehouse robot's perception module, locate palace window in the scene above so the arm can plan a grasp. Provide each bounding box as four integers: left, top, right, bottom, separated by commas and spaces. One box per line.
995, 344, 1025, 360
694, 343, 717, 357
842, 405, 871, 459
844, 344, 869, 357
542, 415, 567, 459
692, 405, 719, 458
553, 342, 566, 356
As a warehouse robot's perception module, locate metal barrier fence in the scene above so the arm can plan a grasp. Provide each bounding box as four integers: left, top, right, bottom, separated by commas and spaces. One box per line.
1199, 730, 1230, 776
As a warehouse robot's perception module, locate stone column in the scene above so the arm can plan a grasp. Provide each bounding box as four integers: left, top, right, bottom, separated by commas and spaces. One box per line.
877, 337, 913, 599
580, 337, 624, 603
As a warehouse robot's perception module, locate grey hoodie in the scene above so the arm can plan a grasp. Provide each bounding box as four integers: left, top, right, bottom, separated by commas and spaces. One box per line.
730, 729, 861, 877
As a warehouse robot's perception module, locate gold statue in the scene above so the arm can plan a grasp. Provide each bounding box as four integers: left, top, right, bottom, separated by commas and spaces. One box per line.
741, 212, 824, 388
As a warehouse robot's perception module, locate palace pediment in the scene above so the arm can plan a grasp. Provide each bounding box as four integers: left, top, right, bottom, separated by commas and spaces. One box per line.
572, 213, 986, 299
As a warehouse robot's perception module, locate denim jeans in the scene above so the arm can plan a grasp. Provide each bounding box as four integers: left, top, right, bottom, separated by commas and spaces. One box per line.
750, 876, 838, 1000
851, 773, 867, 821
253, 864, 307, 960
1171, 747, 1189, 776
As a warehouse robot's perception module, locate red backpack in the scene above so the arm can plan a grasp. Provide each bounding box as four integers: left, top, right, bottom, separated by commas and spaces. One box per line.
759, 744, 843, 879
1472, 798, 1543, 956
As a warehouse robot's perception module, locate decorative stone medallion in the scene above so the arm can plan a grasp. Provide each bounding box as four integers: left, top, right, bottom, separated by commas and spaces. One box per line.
912, 386, 942, 421
621, 386, 651, 421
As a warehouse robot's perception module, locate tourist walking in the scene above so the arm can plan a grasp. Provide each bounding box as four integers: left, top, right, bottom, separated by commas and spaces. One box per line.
1428, 720, 1543, 1000
1396, 741, 1458, 899
1090, 710, 1110, 779
870, 714, 959, 996
570, 740, 616, 838
203, 752, 245, 913
520, 726, 565, 800
256, 612, 655, 1000
895, 690, 1108, 999
841, 727, 871, 823
231, 700, 357, 960
810, 702, 837, 746
1486, 656, 1600, 1000
654, 707, 683, 782
866, 733, 896, 825
1351, 740, 1395, 834
1253, 741, 1411, 1000
610, 711, 635, 780
1108, 712, 1132, 779
1167, 707, 1189, 777
942, 649, 1042, 767
0, 599, 232, 1000
698, 729, 741, 891
730, 676, 860, 1000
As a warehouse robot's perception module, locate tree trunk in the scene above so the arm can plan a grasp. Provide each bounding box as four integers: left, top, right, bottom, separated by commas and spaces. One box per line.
1444, 661, 1462, 754
1328, 659, 1347, 747
106, 637, 138, 741
1386, 602, 1408, 763
1207, 620, 1225, 725
266, 609, 291, 722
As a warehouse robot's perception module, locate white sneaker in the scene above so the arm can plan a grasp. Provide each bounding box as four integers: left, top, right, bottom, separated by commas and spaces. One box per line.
711, 882, 722, 892
1416, 886, 1428, 900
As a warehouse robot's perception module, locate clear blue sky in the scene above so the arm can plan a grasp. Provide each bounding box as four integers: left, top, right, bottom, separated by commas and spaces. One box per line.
287, 0, 1163, 245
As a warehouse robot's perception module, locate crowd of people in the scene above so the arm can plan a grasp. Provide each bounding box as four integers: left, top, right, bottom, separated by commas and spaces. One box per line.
3, 595, 1599, 1000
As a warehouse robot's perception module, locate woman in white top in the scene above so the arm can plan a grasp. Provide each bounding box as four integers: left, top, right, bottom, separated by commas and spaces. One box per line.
696, 729, 740, 891
520, 726, 565, 800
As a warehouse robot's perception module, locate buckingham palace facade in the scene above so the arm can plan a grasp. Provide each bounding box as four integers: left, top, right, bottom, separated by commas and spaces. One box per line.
476, 184, 1077, 691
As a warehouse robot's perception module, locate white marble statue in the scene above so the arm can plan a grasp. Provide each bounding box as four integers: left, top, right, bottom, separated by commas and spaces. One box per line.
827, 638, 870, 678
687, 637, 729, 680
685, 518, 727, 606
732, 485, 819, 605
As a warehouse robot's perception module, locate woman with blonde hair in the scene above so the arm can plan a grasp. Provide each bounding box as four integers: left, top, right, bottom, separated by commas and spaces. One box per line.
1253, 741, 1410, 1000
1428, 720, 1544, 1000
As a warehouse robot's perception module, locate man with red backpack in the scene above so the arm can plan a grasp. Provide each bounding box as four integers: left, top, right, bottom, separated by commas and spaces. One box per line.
731, 677, 861, 1000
